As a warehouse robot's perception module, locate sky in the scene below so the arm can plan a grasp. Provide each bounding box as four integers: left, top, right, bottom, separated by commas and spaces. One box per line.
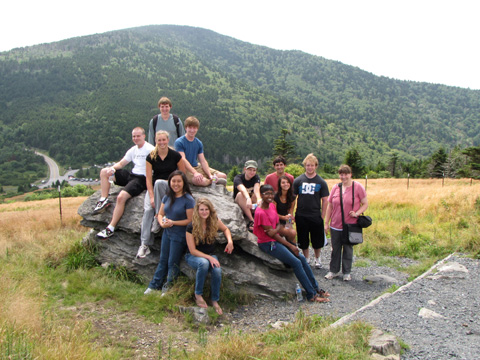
2, 0, 479, 90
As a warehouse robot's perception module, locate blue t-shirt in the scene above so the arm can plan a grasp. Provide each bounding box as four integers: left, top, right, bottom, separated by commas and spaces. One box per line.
174, 136, 204, 167
162, 193, 195, 235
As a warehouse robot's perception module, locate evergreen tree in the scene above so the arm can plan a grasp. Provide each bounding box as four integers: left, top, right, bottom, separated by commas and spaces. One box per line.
462, 146, 480, 179
344, 148, 364, 177
272, 129, 296, 163
388, 151, 399, 177
427, 147, 448, 178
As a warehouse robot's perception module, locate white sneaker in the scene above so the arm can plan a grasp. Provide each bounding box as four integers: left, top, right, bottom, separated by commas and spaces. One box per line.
343, 274, 352, 281
136, 245, 150, 258
144, 287, 155, 295
325, 272, 339, 280
97, 227, 114, 239
314, 258, 322, 269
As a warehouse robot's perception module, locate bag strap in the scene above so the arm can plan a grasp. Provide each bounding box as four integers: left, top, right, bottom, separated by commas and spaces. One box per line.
338, 183, 346, 227
152, 114, 181, 138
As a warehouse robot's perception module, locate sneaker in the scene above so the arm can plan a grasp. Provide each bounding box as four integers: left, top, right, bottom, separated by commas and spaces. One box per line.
216, 178, 227, 186
325, 272, 338, 280
93, 198, 111, 214
161, 283, 170, 297
144, 287, 155, 295
314, 258, 322, 269
136, 245, 151, 258
151, 218, 161, 233
97, 227, 114, 239
343, 274, 352, 281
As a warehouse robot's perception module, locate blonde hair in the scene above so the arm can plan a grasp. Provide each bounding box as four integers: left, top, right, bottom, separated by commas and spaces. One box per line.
150, 130, 170, 161
192, 198, 219, 245
302, 153, 318, 167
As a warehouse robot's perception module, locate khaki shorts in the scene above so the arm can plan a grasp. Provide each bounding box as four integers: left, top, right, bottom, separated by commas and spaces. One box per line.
186, 165, 222, 184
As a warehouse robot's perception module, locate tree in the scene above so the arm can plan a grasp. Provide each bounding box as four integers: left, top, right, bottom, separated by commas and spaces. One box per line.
344, 148, 364, 177
462, 146, 480, 179
388, 151, 399, 178
427, 147, 447, 178
272, 129, 296, 163
227, 165, 239, 183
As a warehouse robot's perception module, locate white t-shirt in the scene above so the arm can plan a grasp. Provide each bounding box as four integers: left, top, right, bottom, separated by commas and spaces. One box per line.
123, 142, 155, 176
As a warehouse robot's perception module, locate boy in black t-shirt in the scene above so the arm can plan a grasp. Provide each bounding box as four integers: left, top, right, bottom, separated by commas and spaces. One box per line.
293, 153, 330, 268
233, 160, 261, 232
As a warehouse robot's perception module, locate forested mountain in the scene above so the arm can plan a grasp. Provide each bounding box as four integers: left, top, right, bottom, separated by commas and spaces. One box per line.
1, 25, 479, 179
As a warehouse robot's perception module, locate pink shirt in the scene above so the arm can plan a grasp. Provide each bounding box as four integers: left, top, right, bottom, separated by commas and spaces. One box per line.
264, 172, 294, 192
253, 203, 279, 243
328, 181, 367, 230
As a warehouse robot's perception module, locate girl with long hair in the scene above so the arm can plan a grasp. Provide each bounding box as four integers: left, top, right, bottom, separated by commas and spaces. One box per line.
138, 130, 185, 258
274, 175, 297, 243
145, 170, 195, 295
185, 198, 233, 315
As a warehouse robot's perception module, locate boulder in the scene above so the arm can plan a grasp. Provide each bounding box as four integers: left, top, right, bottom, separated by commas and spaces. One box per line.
78, 184, 300, 298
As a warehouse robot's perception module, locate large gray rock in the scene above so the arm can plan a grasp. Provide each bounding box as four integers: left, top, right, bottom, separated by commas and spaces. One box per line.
78, 184, 299, 298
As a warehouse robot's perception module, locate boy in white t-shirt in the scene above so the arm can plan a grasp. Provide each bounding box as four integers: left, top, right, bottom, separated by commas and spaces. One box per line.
94, 127, 155, 239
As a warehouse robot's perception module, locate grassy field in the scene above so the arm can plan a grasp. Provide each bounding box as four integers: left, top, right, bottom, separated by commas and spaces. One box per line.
1, 179, 479, 359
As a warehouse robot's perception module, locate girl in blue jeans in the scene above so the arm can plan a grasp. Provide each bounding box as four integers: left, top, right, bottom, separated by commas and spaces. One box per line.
145, 170, 195, 295
254, 185, 329, 302
185, 198, 234, 315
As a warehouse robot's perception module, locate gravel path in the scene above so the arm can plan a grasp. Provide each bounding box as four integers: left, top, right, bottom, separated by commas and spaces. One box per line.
222, 249, 479, 359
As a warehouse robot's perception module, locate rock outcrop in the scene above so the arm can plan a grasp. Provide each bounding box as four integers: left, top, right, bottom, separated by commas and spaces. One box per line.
78, 185, 301, 298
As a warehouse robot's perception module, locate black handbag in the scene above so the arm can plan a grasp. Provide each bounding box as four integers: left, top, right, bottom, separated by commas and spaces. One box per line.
339, 182, 366, 245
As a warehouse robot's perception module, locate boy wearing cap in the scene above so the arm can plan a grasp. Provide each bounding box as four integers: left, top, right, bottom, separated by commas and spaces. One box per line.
233, 160, 261, 232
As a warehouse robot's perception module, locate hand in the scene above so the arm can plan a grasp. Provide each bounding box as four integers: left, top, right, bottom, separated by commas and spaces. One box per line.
150, 197, 155, 209
265, 228, 277, 237
107, 167, 116, 177
209, 256, 221, 268
246, 197, 252, 208
161, 218, 173, 228
193, 172, 204, 183
290, 244, 299, 257
224, 242, 234, 254
349, 211, 358, 218
324, 225, 330, 235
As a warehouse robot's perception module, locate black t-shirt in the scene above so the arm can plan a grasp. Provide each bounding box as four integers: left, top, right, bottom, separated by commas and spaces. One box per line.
146, 148, 182, 183
186, 223, 216, 255
233, 173, 260, 199
293, 173, 329, 217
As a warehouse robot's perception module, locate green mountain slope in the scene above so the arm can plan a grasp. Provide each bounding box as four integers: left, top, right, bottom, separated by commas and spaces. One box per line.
0, 25, 479, 177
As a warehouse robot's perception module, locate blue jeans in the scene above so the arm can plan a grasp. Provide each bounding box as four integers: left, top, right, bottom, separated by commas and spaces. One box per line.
185, 254, 222, 302
148, 229, 186, 290
258, 241, 318, 300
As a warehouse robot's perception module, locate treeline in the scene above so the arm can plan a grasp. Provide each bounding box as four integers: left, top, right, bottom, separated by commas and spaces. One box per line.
342, 146, 480, 179
0, 143, 46, 186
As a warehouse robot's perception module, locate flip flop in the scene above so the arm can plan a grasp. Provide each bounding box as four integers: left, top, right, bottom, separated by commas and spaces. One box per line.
212, 302, 223, 315
309, 294, 330, 303
318, 289, 330, 298
195, 296, 208, 308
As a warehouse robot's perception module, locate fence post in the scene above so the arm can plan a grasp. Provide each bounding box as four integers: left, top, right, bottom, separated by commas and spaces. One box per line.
58, 185, 63, 226
407, 173, 410, 190
365, 175, 368, 192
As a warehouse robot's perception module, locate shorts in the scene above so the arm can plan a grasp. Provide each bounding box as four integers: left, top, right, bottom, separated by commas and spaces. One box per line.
114, 169, 147, 197
295, 214, 325, 250
186, 165, 222, 184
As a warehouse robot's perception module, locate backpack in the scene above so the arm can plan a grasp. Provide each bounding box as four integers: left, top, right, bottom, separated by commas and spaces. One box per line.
152, 114, 181, 139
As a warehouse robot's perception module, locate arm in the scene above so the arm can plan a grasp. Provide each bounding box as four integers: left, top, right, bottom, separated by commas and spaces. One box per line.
145, 162, 155, 208
324, 201, 332, 235
186, 232, 221, 268
287, 197, 296, 223
321, 196, 328, 219
350, 196, 369, 218
178, 151, 204, 182
262, 223, 299, 256
218, 219, 234, 254
253, 182, 261, 204
177, 158, 186, 174
197, 153, 212, 180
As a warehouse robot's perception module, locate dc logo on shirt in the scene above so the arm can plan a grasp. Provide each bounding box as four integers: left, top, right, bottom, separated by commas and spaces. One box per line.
300, 183, 320, 195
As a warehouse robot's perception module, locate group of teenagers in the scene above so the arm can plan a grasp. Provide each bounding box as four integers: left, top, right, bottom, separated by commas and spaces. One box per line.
92, 97, 368, 311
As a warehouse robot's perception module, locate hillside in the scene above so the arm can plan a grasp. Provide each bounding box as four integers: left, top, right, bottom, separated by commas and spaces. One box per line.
1, 25, 479, 179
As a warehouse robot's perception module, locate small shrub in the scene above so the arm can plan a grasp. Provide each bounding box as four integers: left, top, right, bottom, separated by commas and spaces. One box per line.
63, 241, 98, 271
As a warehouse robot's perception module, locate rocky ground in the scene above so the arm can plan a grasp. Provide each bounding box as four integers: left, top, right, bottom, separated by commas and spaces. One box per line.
63, 248, 479, 359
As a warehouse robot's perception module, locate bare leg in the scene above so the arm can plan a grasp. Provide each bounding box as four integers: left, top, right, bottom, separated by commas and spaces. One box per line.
109, 190, 131, 228
314, 247, 321, 259
235, 193, 254, 222
195, 294, 208, 308
99, 167, 112, 198
302, 248, 310, 259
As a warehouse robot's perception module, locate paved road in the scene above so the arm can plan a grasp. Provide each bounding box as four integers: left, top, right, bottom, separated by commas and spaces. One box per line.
35, 151, 99, 188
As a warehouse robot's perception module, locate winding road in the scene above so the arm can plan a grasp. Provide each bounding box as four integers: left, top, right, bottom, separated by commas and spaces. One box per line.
35, 151, 82, 188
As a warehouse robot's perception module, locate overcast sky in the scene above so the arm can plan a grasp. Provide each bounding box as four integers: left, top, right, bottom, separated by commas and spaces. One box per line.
2, 0, 479, 89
